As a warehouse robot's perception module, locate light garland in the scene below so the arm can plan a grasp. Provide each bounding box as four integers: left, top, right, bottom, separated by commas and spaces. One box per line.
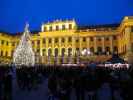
98, 63, 130, 69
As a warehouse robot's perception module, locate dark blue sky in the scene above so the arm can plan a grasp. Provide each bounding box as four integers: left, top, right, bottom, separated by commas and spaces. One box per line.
0, 0, 133, 33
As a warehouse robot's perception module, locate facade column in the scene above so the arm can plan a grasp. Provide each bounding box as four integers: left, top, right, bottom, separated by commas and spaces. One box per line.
79, 37, 82, 53
52, 38, 54, 56
46, 38, 48, 56
102, 37, 105, 53
118, 35, 121, 54
59, 37, 61, 56
125, 27, 133, 63
87, 37, 90, 51
109, 36, 113, 54
40, 39, 43, 56
65, 37, 68, 56
94, 37, 97, 53
126, 27, 132, 52
72, 36, 75, 56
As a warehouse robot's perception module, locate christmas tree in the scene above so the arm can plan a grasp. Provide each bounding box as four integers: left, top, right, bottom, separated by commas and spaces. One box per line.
13, 23, 35, 66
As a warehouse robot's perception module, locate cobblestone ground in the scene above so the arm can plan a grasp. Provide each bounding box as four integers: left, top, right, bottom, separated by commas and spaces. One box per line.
12, 77, 49, 100
12, 70, 123, 100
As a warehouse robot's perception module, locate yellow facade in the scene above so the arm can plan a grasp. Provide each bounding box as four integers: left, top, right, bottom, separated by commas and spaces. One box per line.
1, 16, 133, 64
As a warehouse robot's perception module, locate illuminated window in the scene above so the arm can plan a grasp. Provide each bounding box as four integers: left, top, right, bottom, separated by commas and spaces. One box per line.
12, 42, 15, 46
49, 38, 52, 43
42, 49, 46, 56
113, 46, 118, 53
44, 27, 47, 32
90, 37, 93, 41
55, 38, 58, 43
32, 41, 34, 45
1, 51, 3, 56
37, 49, 40, 53
48, 49, 52, 56
97, 47, 102, 54
131, 26, 133, 32
68, 37, 72, 42
125, 45, 127, 53
113, 36, 117, 40
43, 39, 46, 44
5, 51, 8, 57
61, 38, 65, 43
98, 38, 101, 41
68, 48, 72, 56
6, 41, 8, 46
83, 37, 86, 42
61, 48, 65, 56
49, 26, 52, 31
37, 40, 40, 45
62, 25, 65, 30
106, 47, 110, 52
132, 43, 133, 52
56, 25, 59, 31
76, 48, 79, 51
1, 40, 4, 45
76, 39, 79, 43
54, 48, 58, 56
90, 47, 94, 53
69, 24, 72, 30
106, 37, 109, 41
11, 50, 14, 57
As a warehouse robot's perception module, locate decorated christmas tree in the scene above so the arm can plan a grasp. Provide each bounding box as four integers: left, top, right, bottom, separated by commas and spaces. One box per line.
13, 23, 35, 66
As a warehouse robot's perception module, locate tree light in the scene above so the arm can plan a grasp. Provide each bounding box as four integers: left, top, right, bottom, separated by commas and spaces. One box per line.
13, 23, 35, 67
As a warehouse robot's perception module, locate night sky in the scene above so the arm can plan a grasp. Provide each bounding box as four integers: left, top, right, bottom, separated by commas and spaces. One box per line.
0, 0, 133, 33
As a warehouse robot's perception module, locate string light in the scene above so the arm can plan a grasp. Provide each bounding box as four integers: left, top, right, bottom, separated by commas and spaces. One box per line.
13, 23, 35, 67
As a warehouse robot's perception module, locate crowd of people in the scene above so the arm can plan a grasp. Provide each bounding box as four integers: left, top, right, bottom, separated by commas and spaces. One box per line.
0, 64, 133, 100
46, 65, 133, 100
16, 66, 43, 90
0, 66, 12, 100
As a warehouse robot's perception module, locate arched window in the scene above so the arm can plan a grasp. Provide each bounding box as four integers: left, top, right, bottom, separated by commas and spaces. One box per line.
105, 47, 110, 54
5, 51, 8, 57
69, 24, 72, 30
61, 48, 65, 56
125, 45, 127, 53
90, 47, 94, 53
113, 46, 118, 54
83, 37, 86, 42
42, 49, 46, 56
97, 47, 102, 54
49, 38, 52, 43
68, 48, 72, 56
49, 26, 52, 31
54, 48, 58, 56
1, 50, 3, 56
44, 27, 47, 32
61, 38, 65, 43
48, 49, 52, 56
55, 38, 58, 43
68, 37, 72, 42
56, 25, 59, 31
62, 25, 65, 30
76, 48, 80, 56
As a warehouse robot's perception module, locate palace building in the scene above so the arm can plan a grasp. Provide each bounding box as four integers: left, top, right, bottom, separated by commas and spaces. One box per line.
0, 16, 133, 64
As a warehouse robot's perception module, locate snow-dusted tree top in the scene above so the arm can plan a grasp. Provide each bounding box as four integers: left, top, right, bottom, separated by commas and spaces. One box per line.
13, 23, 35, 66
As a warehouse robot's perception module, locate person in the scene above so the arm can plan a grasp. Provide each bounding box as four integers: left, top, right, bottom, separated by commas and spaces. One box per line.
97, 83, 112, 100
48, 74, 58, 100
58, 76, 72, 100
3, 69, 12, 100
74, 74, 85, 100
0, 69, 3, 100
